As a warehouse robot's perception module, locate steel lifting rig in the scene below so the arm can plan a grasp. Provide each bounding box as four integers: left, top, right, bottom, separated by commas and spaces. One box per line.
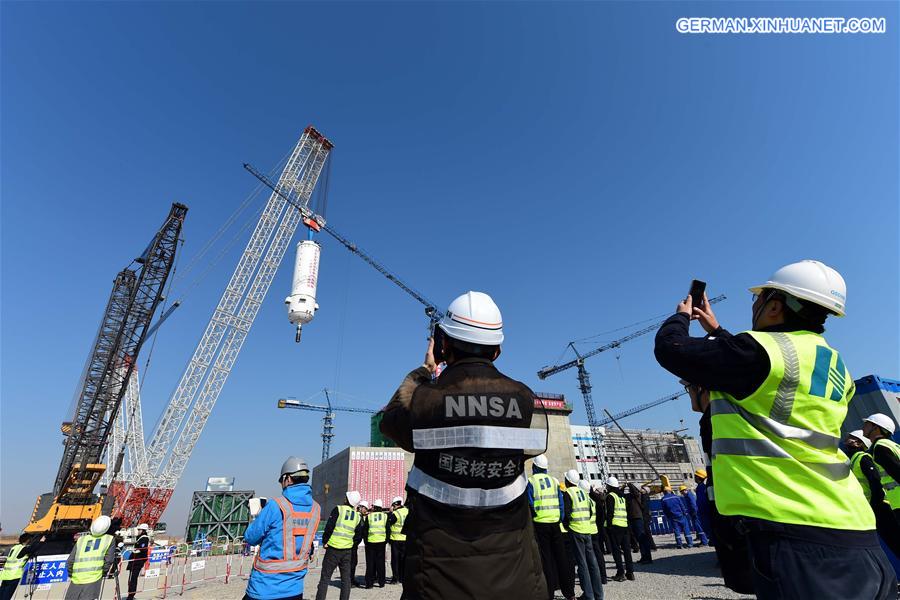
26, 203, 186, 545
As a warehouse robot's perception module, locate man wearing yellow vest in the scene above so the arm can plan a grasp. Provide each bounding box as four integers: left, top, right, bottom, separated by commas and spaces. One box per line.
315, 491, 364, 600
527, 454, 575, 600
0, 534, 40, 600
562, 471, 603, 600
862, 415, 900, 556
64, 516, 116, 600
604, 477, 633, 582
655, 260, 895, 599
364, 499, 388, 589
387, 496, 408, 585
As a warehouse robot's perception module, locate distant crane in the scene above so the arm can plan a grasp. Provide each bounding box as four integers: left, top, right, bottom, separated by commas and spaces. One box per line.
537, 295, 725, 481
596, 389, 688, 428
277, 389, 377, 463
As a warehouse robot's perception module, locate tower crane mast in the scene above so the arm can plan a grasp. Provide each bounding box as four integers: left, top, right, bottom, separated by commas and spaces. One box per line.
537, 295, 725, 482
277, 389, 377, 463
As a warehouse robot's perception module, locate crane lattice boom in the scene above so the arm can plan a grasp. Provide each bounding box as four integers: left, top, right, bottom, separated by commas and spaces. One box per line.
115, 127, 333, 527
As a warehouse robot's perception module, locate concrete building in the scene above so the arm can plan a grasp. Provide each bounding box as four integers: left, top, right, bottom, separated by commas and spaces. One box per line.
312, 446, 414, 519
526, 393, 578, 477
571, 424, 703, 490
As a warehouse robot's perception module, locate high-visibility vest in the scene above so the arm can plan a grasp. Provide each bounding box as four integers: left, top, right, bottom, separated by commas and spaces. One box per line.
566, 487, 593, 534
390, 507, 409, 541
849, 451, 887, 504
586, 499, 599, 535
608, 491, 627, 528
329, 505, 360, 550
70, 534, 113, 585
0, 544, 26, 582
367, 512, 387, 543
528, 473, 561, 523
710, 330, 874, 530
253, 497, 321, 574
872, 439, 900, 509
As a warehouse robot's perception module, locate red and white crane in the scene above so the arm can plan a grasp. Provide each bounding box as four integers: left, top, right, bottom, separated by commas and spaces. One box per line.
112, 127, 334, 526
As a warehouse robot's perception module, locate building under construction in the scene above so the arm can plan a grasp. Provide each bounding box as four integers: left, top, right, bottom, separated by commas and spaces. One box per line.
571, 424, 706, 489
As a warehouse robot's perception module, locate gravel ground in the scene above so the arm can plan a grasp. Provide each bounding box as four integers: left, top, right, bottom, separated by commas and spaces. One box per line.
42, 537, 753, 600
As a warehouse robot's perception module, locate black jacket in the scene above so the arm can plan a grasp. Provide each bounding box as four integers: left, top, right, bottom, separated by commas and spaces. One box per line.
855, 452, 887, 508
322, 505, 365, 547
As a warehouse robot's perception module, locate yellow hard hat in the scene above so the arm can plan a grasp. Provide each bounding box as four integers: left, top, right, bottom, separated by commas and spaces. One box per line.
679, 485, 687, 491
694, 468, 707, 479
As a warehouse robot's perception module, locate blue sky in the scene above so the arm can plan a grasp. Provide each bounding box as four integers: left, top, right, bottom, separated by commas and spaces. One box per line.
2, 2, 897, 532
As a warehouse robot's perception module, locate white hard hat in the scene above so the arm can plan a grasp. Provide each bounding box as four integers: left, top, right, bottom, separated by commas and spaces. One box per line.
865, 413, 896, 435
578, 480, 591, 492
373, 499, 384, 508
392, 496, 403, 505
606, 476, 620, 488
358, 500, 370, 509
90, 516, 111, 536
749, 260, 847, 317
533, 454, 549, 470
346, 491, 361, 507
847, 430, 872, 449
438, 291, 504, 346
564, 469, 580, 485
137, 523, 149, 531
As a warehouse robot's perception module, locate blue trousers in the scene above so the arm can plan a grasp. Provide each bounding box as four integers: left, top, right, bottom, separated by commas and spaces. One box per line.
687, 514, 709, 545
671, 517, 693, 548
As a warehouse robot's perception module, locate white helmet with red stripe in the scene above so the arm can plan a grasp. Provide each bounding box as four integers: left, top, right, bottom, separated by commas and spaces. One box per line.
438, 291, 504, 346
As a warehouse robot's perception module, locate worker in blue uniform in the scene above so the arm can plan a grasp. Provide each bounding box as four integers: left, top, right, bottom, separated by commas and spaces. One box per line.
244, 457, 321, 600
660, 487, 693, 549
679, 485, 708, 546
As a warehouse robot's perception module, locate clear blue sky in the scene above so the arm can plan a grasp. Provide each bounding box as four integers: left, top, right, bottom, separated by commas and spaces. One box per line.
2, 2, 897, 533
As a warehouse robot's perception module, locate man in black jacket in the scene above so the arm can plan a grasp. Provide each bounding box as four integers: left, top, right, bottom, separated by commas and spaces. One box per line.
604, 477, 633, 582
126, 524, 150, 600
315, 491, 365, 600
654, 261, 894, 600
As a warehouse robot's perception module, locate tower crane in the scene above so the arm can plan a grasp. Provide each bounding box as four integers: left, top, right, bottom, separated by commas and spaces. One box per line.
536, 295, 725, 481
115, 127, 334, 527
596, 389, 688, 428
26, 203, 186, 547
277, 389, 377, 463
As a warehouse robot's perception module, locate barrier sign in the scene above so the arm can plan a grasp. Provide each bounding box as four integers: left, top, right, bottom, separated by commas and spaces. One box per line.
191, 560, 206, 571
150, 547, 171, 563
145, 568, 160, 579
22, 554, 68, 584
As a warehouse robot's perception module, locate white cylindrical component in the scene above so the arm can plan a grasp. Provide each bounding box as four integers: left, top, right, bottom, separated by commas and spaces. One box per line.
285, 240, 321, 339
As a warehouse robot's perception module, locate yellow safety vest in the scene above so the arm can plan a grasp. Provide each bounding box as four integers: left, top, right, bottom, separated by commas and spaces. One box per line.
586, 499, 599, 535
872, 439, 900, 509
609, 491, 627, 528
529, 473, 561, 523
390, 507, 408, 541
329, 505, 361, 550
70, 534, 113, 585
367, 512, 387, 543
0, 544, 26, 582
566, 487, 593, 534
710, 330, 873, 530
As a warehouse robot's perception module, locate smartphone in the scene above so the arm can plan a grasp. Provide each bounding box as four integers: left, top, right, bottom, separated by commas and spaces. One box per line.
689, 279, 706, 308
432, 326, 446, 364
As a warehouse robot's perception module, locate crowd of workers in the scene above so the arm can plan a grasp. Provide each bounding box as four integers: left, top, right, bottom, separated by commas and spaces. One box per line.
5, 259, 896, 600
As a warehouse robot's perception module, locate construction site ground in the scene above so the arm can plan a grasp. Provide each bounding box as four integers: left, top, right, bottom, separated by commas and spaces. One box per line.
31, 537, 753, 600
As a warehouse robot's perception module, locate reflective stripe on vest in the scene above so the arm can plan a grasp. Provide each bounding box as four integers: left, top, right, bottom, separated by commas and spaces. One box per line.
367, 512, 387, 543
566, 487, 593, 534
0, 545, 26, 581
873, 439, 900, 509
253, 497, 321, 574
609, 492, 627, 528
407, 466, 527, 508
412, 425, 547, 450
849, 451, 888, 504
529, 473, 561, 523
70, 534, 113, 585
390, 507, 408, 541
710, 330, 874, 530
329, 505, 360, 550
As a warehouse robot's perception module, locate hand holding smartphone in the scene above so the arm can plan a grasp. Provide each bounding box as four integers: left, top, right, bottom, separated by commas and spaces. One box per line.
689, 279, 706, 309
